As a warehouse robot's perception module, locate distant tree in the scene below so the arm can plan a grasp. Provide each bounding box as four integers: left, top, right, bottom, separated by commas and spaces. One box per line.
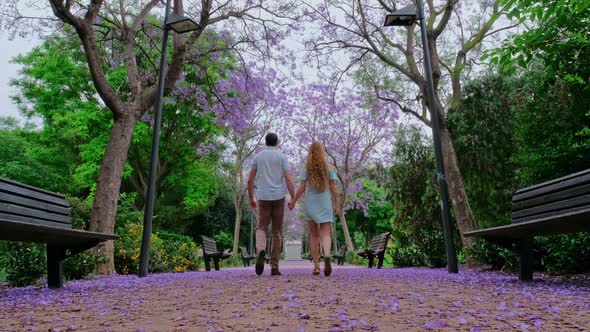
302, 0, 518, 247
287, 84, 397, 250
2, 0, 300, 273
210, 65, 291, 254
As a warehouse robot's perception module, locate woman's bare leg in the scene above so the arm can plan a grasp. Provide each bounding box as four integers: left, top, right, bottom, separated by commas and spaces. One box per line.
319, 222, 332, 257
308, 221, 320, 270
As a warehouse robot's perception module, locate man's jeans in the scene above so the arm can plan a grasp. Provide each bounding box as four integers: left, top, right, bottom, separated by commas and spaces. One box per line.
256, 198, 284, 270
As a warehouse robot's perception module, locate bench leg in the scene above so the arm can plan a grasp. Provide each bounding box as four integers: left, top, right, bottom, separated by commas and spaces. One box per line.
204, 256, 212, 272
377, 254, 385, 269
242, 259, 248, 267
367, 255, 374, 268
213, 258, 221, 271
518, 237, 533, 282
47, 245, 66, 289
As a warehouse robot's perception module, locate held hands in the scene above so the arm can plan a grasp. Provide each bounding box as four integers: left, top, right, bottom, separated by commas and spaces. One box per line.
288, 200, 296, 211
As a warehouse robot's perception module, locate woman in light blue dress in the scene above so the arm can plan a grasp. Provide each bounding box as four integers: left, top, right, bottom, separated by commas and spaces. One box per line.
288, 141, 339, 276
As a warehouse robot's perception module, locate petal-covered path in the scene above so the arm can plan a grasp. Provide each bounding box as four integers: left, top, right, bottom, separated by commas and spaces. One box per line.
1, 262, 589, 331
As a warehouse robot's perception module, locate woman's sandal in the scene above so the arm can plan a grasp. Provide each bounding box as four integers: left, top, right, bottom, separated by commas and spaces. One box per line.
312, 267, 320, 275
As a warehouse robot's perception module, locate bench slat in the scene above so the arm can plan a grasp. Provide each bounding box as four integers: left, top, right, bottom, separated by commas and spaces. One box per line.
465, 207, 590, 240
0, 178, 66, 199
0, 203, 71, 224
512, 202, 590, 224
0, 192, 71, 215
0, 219, 116, 245
512, 183, 590, 212
0, 180, 69, 207
0, 212, 72, 229
201, 236, 219, 254
513, 171, 590, 203
512, 194, 590, 221
369, 233, 389, 251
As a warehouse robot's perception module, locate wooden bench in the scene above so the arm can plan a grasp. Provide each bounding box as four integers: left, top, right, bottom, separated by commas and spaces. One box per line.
240, 246, 255, 267
357, 232, 391, 268
200, 235, 231, 271
333, 246, 347, 265
465, 169, 590, 281
0, 178, 117, 288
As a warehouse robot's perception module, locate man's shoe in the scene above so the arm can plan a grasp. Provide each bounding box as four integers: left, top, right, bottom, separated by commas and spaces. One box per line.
255, 250, 265, 276
271, 269, 281, 276
324, 257, 332, 276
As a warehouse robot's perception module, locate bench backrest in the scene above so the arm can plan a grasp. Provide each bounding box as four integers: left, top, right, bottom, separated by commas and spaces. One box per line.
512, 168, 590, 224
0, 178, 71, 229
201, 235, 219, 255
240, 246, 251, 257
369, 232, 390, 252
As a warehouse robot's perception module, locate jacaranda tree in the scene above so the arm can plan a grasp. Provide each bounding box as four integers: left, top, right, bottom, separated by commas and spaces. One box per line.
0, 0, 301, 274
207, 65, 292, 254
287, 84, 397, 250
301, 0, 519, 247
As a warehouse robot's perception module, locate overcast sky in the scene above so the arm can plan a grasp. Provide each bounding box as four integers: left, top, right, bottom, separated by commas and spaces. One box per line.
0, 34, 40, 120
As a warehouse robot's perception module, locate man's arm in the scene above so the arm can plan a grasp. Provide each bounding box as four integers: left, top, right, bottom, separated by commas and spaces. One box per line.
284, 171, 295, 199
247, 168, 257, 209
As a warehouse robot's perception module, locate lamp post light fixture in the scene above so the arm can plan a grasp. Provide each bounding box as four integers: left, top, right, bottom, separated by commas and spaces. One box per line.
138, 0, 200, 278
384, 1, 458, 274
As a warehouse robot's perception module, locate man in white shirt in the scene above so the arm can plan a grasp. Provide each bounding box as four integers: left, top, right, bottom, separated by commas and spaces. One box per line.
247, 133, 295, 276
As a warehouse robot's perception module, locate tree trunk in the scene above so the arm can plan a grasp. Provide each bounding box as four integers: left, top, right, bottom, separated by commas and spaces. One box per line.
337, 185, 355, 250
233, 196, 243, 255
337, 209, 354, 251
439, 122, 477, 247
90, 113, 138, 275
232, 159, 245, 255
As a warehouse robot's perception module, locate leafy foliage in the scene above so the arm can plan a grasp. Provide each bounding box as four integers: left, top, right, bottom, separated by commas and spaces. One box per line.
511, 68, 590, 185
452, 67, 590, 273
386, 125, 459, 268
448, 74, 517, 228
493, 0, 590, 83
114, 207, 202, 275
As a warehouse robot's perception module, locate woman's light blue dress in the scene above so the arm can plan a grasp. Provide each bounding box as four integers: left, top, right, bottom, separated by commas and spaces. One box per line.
300, 167, 338, 224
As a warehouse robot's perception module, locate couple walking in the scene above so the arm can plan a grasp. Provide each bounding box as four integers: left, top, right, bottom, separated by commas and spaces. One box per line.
247, 133, 339, 276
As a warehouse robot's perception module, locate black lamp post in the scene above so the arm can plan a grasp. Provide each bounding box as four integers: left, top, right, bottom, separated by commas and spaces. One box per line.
384, 1, 458, 274
138, 0, 200, 278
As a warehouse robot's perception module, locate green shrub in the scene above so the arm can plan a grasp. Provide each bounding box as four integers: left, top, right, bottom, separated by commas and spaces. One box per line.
466, 239, 518, 271
213, 231, 233, 252
389, 243, 425, 267
64, 252, 106, 280
537, 233, 590, 274
114, 214, 202, 274
468, 234, 590, 275
0, 240, 105, 286
158, 231, 202, 272
345, 249, 369, 266
1, 242, 46, 286
220, 254, 245, 268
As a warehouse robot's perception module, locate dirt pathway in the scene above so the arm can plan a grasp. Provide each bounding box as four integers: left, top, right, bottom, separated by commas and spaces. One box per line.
1, 262, 589, 331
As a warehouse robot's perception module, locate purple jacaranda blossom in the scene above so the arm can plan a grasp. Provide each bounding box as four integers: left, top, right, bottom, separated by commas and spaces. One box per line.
1, 266, 590, 330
